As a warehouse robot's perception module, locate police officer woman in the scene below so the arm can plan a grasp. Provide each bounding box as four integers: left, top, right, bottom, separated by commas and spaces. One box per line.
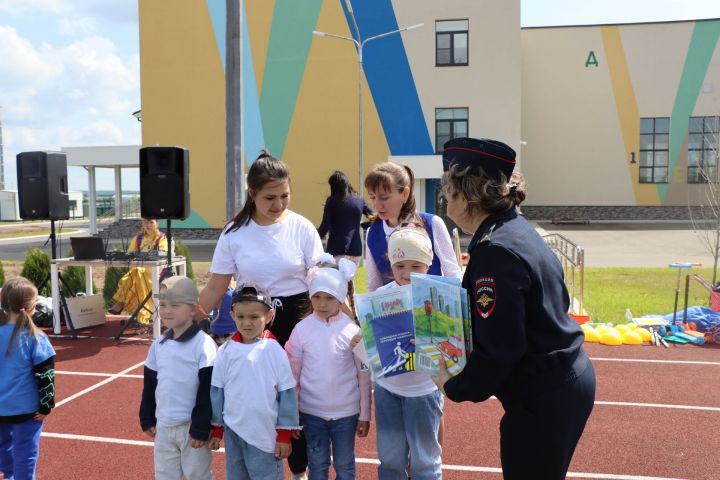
431, 137, 596, 480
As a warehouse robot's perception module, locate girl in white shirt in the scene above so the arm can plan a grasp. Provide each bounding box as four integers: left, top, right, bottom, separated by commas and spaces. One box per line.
199, 150, 322, 480
285, 255, 372, 480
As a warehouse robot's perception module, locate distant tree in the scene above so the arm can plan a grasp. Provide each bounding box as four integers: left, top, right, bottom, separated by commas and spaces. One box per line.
689, 117, 720, 285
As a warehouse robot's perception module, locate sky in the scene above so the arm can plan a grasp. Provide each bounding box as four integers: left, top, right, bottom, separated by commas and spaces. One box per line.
0, 0, 719, 192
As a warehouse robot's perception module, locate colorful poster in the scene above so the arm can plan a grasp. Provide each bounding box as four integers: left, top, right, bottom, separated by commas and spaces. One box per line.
355, 285, 415, 379
411, 273, 468, 376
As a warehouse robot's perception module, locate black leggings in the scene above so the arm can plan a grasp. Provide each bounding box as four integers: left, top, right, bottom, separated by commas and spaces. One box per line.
269, 292, 310, 474
499, 363, 596, 480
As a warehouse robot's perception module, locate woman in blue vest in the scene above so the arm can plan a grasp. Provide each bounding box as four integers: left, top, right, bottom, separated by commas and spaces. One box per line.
364, 162, 462, 292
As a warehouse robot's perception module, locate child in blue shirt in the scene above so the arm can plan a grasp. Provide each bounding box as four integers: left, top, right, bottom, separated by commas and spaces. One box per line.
0, 277, 56, 480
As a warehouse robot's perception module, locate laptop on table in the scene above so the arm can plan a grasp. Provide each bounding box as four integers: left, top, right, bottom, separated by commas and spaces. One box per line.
70, 237, 106, 260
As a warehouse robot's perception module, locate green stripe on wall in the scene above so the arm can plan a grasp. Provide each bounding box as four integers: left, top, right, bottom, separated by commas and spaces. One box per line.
662, 20, 720, 201
259, 0, 323, 158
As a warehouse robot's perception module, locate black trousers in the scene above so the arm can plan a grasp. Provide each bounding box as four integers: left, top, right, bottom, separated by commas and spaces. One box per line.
499, 362, 596, 480
269, 291, 310, 474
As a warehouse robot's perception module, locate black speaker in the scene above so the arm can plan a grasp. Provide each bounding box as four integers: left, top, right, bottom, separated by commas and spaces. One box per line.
140, 146, 190, 220
17, 151, 70, 220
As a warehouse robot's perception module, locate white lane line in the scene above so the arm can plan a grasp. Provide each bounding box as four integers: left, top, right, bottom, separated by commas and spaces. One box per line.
55, 361, 146, 408
56, 371, 143, 379
591, 357, 720, 366
595, 401, 720, 412
41, 432, 688, 479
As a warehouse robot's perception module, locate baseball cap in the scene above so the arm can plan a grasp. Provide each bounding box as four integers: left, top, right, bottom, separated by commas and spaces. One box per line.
158, 276, 199, 304
231, 282, 273, 309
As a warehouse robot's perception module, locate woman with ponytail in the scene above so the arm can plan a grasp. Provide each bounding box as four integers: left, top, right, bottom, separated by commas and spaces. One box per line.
0, 276, 56, 480
364, 162, 461, 292
198, 150, 323, 480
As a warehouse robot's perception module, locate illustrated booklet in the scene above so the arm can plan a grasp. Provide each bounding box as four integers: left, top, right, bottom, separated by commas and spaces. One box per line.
354, 285, 416, 379
411, 273, 471, 376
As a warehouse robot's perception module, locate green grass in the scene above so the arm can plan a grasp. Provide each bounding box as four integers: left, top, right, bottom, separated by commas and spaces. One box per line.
583, 267, 713, 324
355, 265, 714, 325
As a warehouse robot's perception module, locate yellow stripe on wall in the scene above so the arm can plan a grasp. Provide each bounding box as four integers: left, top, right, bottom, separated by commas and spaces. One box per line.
601, 26, 660, 205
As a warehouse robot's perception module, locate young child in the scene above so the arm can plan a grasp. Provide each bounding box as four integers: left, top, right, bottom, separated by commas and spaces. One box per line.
139, 276, 218, 480
209, 283, 300, 480
285, 254, 371, 480
375, 227, 444, 480
0, 277, 56, 480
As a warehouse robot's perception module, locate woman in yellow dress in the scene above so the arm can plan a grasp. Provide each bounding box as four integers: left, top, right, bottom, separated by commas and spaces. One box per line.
108, 218, 169, 324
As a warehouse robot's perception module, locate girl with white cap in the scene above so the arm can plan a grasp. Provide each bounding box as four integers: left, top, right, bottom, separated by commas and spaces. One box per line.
372, 227, 444, 480
284, 254, 372, 480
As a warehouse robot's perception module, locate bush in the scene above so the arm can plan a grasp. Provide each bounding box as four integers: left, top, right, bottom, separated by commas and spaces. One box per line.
0, 260, 5, 287
61, 249, 97, 297
21, 248, 51, 296
174, 238, 194, 280
103, 267, 129, 309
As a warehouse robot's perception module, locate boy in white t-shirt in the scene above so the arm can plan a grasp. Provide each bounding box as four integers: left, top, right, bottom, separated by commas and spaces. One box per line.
139, 276, 219, 480
209, 283, 300, 480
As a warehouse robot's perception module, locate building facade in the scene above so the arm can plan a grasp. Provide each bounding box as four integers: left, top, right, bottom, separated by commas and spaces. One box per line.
521, 19, 720, 220
139, 2, 719, 226
138, 0, 521, 227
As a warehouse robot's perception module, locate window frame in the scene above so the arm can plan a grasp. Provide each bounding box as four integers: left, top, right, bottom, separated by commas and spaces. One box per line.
435, 19, 469, 67
435, 107, 469, 154
639, 117, 670, 184
687, 115, 719, 184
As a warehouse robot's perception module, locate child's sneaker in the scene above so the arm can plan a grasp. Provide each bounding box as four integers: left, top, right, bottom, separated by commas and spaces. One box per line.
290, 473, 308, 480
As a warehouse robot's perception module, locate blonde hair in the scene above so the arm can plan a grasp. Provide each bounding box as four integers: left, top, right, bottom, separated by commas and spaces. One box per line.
0, 276, 41, 356
365, 162, 422, 226
441, 165, 527, 217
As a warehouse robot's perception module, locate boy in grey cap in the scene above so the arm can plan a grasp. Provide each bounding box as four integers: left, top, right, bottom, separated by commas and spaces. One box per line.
140, 276, 220, 480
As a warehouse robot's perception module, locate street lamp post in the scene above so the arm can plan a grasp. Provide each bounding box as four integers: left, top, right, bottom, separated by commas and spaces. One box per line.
313, 16, 422, 199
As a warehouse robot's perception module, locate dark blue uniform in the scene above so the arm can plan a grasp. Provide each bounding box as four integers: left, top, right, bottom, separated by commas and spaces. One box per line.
444, 208, 595, 480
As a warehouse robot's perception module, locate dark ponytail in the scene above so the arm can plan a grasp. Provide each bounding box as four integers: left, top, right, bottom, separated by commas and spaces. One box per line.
225, 150, 290, 233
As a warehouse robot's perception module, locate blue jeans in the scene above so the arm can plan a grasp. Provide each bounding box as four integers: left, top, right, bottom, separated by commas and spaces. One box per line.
0, 418, 44, 480
302, 413, 358, 480
224, 426, 283, 480
374, 385, 443, 480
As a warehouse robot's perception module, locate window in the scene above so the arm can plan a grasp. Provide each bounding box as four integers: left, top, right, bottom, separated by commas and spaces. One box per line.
436, 108, 468, 153
688, 116, 719, 183
639, 117, 669, 183
436, 20, 468, 66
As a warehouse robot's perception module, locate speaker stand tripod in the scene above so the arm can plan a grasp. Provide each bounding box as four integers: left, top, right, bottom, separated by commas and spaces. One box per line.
115, 219, 176, 340
38, 220, 78, 338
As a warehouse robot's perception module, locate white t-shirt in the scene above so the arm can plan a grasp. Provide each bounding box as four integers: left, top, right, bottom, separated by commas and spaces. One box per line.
285, 313, 362, 420
211, 338, 296, 454
374, 281, 438, 397
210, 210, 324, 297
145, 330, 217, 428
365, 215, 462, 292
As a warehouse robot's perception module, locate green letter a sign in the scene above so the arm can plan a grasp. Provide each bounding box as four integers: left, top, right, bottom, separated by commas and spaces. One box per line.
586, 51, 599, 67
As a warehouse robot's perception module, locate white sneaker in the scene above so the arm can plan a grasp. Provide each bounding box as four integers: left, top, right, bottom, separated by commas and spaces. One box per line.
290, 473, 308, 480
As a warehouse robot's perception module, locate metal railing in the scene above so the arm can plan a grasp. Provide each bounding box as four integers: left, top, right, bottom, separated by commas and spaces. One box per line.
543, 233, 585, 314
95, 197, 142, 228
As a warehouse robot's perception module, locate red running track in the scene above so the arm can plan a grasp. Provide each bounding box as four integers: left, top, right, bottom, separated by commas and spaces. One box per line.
32, 325, 720, 479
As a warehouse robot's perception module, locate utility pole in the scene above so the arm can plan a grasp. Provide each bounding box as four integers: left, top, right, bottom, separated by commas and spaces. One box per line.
226, 0, 242, 220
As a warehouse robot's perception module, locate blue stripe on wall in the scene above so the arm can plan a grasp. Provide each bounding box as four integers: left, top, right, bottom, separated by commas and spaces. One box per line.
341, 0, 433, 155
242, 7, 266, 165
206, 0, 225, 68
205, 0, 266, 166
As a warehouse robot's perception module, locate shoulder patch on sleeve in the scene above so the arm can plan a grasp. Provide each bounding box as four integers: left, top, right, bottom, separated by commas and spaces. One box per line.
474, 277, 497, 319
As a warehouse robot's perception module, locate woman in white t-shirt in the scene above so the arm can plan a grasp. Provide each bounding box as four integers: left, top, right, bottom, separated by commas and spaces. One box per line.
198, 150, 323, 479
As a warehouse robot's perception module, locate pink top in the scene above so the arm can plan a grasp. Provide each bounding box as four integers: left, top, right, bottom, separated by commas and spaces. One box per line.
285, 312, 372, 422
